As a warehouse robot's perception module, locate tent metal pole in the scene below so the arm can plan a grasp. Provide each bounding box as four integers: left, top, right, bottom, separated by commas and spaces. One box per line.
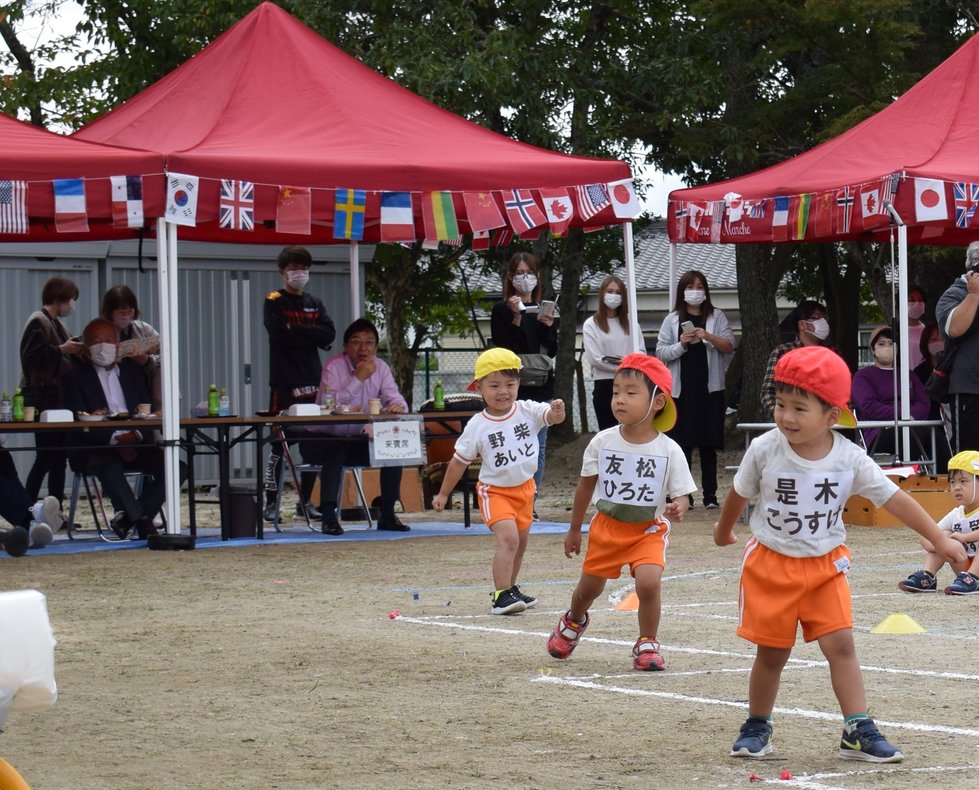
669, 243, 678, 312
156, 219, 181, 534
349, 241, 360, 313
622, 222, 642, 351
897, 222, 911, 463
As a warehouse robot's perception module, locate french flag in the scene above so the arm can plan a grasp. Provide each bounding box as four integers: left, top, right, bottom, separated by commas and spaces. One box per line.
380, 192, 415, 242
54, 178, 89, 233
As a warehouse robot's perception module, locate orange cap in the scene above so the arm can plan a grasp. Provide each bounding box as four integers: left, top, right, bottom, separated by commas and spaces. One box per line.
774, 346, 857, 427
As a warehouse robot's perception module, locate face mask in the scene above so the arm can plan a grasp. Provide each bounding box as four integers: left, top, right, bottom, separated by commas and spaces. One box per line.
90, 343, 117, 368
874, 345, 894, 367
684, 289, 706, 306
113, 315, 133, 330
806, 317, 831, 340
907, 301, 925, 320
286, 270, 309, 289
603, 293, 622, 310
59, 299, 75, 318
928, 340, 944, 356
512, 273, 537, 294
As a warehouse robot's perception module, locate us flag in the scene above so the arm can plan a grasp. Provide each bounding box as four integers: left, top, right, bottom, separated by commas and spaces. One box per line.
0, 180, 28, 233
574, 183, 610, 221
219, 179, 254, 231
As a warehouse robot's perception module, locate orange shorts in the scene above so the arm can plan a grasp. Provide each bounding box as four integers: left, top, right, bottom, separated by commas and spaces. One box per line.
582, 511, 671, 579
476, 479, 536, 532
737, 538, 853, 649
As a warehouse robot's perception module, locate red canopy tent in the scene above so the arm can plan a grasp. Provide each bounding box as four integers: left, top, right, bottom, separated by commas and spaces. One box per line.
73, 2, 638, 538
0, 111, 164, 242
666, 35, 979, 459
75, 2, 633, 244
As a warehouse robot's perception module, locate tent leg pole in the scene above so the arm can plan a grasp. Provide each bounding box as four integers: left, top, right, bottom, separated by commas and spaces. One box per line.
622, 222, 641, 352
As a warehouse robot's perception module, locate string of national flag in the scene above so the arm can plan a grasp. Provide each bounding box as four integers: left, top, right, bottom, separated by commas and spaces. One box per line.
669, 174, 979, 243
0, 172, 642, 242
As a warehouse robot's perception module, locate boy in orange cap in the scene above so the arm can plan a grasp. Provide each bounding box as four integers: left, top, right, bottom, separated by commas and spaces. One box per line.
433, 348, 565, 615
713, 346, 966, 763
546, 353, 696, 670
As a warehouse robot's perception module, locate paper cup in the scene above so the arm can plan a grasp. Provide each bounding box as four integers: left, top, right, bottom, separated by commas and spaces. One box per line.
137, 403, 152, 416
22, 406, 36, 422
368, 398, 382, 415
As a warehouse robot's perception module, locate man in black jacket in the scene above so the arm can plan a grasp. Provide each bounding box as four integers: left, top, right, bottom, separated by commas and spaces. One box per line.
936, 241, 979, 454
62, 318, 183, 539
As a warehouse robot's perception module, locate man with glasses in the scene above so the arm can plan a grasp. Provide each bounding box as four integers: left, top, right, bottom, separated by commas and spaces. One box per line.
300, 318, 409, 534
263, 246, 336, 522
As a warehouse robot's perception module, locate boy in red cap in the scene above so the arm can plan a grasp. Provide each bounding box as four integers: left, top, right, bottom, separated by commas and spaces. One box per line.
546, 353, 696, 670
713, 346, 966, 763
433, 348, 565, 615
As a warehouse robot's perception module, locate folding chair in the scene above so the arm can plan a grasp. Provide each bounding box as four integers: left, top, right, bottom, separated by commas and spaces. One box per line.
65, 470, 162, 541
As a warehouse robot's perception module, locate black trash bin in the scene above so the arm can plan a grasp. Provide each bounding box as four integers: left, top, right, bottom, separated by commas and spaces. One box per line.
227, 486, 259, 538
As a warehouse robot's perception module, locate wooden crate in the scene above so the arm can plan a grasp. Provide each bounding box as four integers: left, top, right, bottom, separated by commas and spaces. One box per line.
844, 489, 956, 527
311, 467, 424, 513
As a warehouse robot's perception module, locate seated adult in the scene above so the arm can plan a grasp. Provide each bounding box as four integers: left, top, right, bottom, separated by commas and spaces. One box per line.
62, 318, 185, 540
0, 446, 59, 551
851, 325, 931, 460
300, 318, 409, 535
760, 300, 833, 415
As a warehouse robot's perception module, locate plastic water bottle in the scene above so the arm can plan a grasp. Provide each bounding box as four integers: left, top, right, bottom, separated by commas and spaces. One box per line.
321, 387, 334, 411
207, 384, 220, 417
0, 392, 11, 422
433, 379, 445, 411
11, 387, 24, 422
218, 387, 231, 417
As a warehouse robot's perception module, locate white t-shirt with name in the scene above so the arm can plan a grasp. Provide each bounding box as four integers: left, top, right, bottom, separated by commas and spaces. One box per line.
453, 401, 551, 488
580, 426, 697, 523
734, 429, 898, 558
938, 505, 979, 558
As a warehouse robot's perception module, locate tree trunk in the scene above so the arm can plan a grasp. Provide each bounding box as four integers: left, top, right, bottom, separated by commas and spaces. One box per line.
369, 249, 420, 410
735, 245, 784, 422
820, 244, 861, 371
551, 230, 585, 443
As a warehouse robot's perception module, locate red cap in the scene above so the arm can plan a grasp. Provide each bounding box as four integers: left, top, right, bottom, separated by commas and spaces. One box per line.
774, 346, 857, 427
617, 353, 677, 431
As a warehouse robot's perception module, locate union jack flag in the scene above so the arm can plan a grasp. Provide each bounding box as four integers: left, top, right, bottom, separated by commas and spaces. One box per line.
219, 179, 254, 231
953, 182, 979, 228
574, 183, 610, 221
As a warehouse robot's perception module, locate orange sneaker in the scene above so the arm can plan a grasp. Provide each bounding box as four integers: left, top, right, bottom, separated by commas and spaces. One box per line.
632, 637, 665, 671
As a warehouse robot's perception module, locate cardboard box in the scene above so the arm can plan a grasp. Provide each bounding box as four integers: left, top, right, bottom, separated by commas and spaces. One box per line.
844, 489, 956, 527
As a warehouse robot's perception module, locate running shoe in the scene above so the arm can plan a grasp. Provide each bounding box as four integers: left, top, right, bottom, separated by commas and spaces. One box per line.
511, 585, 537, 608
632, 637, 666, 671
490, 588, 527, 615
546, 610, 589, 658
898, 569, 937, 593
839, 718, 903, 762
945, 571, 979, 595
731, 717, 774, 758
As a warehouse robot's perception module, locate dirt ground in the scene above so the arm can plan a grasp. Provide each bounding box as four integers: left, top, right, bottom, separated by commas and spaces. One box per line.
2, 435, 979, 789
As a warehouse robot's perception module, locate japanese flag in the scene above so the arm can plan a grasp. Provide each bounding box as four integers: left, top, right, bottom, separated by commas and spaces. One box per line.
914, 178, 948, 222
607, 178, 641, 218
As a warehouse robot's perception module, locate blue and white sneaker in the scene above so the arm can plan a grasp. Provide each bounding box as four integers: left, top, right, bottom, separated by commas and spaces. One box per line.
839, 718, 903, 762
730, 717, 773, 758
944, 571, 979, 595
898, 569, 937, 593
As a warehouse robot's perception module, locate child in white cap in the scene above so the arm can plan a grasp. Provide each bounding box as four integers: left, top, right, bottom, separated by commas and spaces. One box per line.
433, 348, 565, 614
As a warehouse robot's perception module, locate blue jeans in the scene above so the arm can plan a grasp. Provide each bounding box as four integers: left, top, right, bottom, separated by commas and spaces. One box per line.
534, 424, 548, 495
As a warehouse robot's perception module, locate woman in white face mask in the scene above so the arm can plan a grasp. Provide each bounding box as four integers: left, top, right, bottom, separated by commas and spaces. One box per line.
582, 275, 643, 429
852, 325, 931, 459
760, 299, 833, 415
906, 285, 928, 369
100, 285, 162, 411
655, 270, 735, 509
490, 252, 558, 509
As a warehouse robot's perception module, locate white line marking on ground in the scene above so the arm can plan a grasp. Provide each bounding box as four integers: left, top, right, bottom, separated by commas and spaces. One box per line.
531, 675, 979, 737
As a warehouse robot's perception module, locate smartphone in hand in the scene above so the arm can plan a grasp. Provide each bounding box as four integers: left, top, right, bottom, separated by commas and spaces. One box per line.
539, 300, 557, 318
681, 320, 700, 342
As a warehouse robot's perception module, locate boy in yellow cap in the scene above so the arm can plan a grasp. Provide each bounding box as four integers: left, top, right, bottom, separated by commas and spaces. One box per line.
432, 348, 565, 614
713, 346, 966, 764
546, 353, 696, 670
898, 450, 979, 594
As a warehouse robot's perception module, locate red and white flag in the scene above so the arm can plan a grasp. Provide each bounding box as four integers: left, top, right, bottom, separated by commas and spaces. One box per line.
219, 179, 254, 231
859, 183, 887, 229
575, 183, 610, 220
709, 200, 724, 243
914, 178, 948, 222
686, 201, 708, 240
461, 191, 505, 232
54, 178, 88, 233
276, 186, 311, 235
110, 175, 143, 228
471, 230, 490, 250
502, 189, 546, 234
165, 173, 199, 227
607, 178, 640, 218
537, 187, 573, 234
0, 180, 28, 234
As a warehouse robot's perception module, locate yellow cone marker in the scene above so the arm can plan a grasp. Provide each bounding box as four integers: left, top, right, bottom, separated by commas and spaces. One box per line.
614, 591, 640, 611
871, 613, 926, 634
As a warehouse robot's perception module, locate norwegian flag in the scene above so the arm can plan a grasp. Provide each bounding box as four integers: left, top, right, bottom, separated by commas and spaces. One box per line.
574, 183, 610, 220
219, 179, 254, 231
673, 202, 688, 242
953, 182, 979, 228
835, 186, 854, 234
502, 189, 546, 234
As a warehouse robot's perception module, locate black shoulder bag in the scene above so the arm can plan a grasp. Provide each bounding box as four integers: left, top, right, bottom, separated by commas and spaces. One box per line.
925, 337, 957, 403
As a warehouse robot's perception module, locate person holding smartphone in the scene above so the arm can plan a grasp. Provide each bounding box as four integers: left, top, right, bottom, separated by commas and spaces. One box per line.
654, 270, 735, 509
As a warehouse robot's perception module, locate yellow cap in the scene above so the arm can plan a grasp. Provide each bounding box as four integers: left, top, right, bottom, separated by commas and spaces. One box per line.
468, 348, 522, 391
948, 451, 979, 476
